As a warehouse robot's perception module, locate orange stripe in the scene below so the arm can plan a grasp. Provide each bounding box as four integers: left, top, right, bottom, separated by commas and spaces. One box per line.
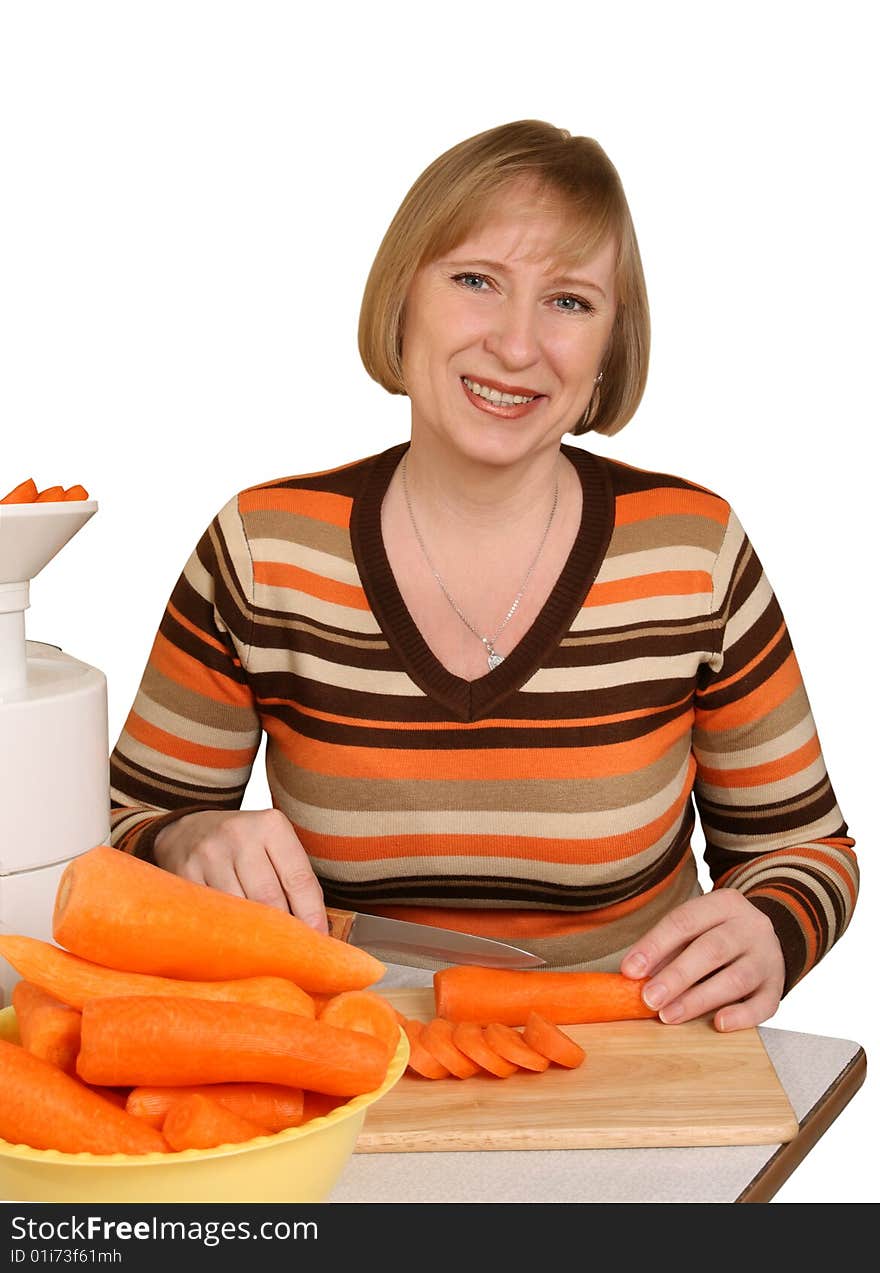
238, 487, 353, 528
701, 621, 787, 696
697, 734, 821, 789
745, 885, 818, 970
259, 689, 696, 734
614, 488, 728, 527
149, 631, 253, 708
253, 560, 370, 609
586, 570, 714, 607
716, 842, 858, 908
696, 650, 803, 733
125, 711, 256, 769
265, 711, 693, 781
166, 600, 229, 657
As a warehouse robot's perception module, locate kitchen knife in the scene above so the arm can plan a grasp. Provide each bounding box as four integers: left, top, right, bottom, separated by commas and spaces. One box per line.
326, 907, 545, 968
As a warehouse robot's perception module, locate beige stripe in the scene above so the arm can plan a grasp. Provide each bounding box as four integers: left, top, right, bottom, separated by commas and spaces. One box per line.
696, 755, 829, 807
569, 591, 712, 633
595, 543, 717, 583
250, 536, 361, 587
561, 616, 718, 650
241, 510, 355, 563
724, 844, 858, 893
698, 781, 834, 823
129, 693, 261, 752
694, 685, 811, 752
710, 508, 746, 611
704, 809, 846, 850
248, 615, 388, 651
723, 571, 775, 652
138, 668, 259, 731
522, 650, 701, 694
693, 711, 817, 771
248, 647, 423, 694
607, 515, 725, 559
112, 741, 252, 793
249, 587, 383, 635
734, 865, 840, 933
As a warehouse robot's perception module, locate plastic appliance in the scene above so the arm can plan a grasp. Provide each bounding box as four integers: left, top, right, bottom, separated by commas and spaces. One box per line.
0, 498, 109, 1006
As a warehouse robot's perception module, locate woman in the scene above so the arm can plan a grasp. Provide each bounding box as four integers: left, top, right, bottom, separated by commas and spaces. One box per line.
109, 120, 857, 1031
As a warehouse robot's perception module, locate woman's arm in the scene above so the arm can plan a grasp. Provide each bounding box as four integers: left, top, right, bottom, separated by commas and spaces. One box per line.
622, 507, 858, 1028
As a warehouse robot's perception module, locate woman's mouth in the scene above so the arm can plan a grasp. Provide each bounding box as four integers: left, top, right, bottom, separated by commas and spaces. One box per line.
460, 376, 545, 419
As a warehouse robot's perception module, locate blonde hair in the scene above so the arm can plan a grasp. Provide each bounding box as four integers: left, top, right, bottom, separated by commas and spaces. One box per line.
358, 120, 650, 436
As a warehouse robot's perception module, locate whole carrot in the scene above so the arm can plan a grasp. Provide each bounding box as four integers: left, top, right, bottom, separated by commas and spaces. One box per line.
62, 485, 89, 501
77, 996, 389, 1097
162, 1094, 266, 1151
434, 966, 657, 1026
127, 1083, 305, 1132
34, 486, 66, 501
53, 845, 384, 994
0, 478, 38, 503
0, 1039, 167, 1155
11, 980, 82, 1075
0, 934, 315, 1017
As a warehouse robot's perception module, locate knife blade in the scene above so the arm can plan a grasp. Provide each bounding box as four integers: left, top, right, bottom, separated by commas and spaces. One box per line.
326, 907, 545, 969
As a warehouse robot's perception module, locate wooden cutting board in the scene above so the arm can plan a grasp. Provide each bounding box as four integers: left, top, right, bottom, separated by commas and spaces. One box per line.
356, 987, 799, 1152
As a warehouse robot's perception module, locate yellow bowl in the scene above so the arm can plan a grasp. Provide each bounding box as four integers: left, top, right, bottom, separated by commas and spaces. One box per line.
0, 1005, 408, 1203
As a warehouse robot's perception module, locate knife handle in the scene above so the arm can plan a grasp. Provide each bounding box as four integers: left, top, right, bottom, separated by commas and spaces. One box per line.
326, 906, 355, 943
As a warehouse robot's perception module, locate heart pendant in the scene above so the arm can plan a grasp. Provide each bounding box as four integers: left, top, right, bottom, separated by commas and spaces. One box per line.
487, 652, 504, 670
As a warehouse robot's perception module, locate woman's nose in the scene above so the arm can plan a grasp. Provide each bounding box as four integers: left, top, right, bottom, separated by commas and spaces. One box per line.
482, 296, 542, 369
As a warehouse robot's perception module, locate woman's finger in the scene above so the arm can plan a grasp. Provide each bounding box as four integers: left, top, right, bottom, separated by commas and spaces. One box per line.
620, 891, 738, 980
263, 811, 328, 932
714, 983, 783, 1032
654, 955, 765, 1024
641, 922, 743, 1012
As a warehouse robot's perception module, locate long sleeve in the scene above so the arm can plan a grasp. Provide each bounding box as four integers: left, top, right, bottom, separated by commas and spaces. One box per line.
692, 508, 858, 995
109, 494, 263, 862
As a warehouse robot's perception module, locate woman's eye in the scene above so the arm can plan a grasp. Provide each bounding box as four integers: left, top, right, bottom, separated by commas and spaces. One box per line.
452, 272, 489, 291
553, 294, 595, 315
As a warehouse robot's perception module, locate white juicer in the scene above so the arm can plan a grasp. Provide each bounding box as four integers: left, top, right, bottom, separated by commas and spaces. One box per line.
0, 499, 109, 1006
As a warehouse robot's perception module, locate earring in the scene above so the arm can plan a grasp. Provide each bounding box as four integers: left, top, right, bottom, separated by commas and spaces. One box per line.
575, 371, 604, 432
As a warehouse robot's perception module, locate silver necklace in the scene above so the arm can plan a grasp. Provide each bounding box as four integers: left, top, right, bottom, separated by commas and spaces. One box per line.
400, 451, 560, 671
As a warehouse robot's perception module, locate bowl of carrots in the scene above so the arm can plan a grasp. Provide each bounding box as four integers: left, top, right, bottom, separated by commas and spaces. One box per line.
0, 847, 409, 1204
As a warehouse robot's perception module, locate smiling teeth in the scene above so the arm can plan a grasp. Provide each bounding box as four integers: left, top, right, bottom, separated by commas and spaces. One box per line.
462, 377, 538, 406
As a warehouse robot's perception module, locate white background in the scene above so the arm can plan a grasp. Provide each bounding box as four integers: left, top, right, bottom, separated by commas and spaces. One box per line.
1, 1, 876, 1202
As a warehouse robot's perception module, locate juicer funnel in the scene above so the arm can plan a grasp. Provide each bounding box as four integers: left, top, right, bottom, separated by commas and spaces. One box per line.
0, 500, 98, 696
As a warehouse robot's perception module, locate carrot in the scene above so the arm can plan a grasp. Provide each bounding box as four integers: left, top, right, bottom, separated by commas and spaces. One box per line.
523, 1012, 586, 1069
420, 1018, 480, 1079
11, 980, 82, 1075
62, 485, 89, 501
451, 1021, 518, 1077
1, 478, 38, 503
0, 1038, 168, 1155
76, 996, 389, 1097
483, 1023, 550, 1072
162, 1093, 267, 1151
127, 1083, 305, 1132
0, 933, 315, 1017
34, 486, 66, 502
319, 990, 401, 1062
53, 845, 384, 994
302, 1091, 348, 1120
434, 966, 657, 1026
402, 1018, 450, 1080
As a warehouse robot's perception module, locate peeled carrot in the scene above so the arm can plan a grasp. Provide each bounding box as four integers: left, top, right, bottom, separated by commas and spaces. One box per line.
420, 1018, 480, 1079
434, 966, 656, 1026
162, 1093, 267, 1151
302, 1091, 348, 1119
127, 1083, 305, 1132
402, 1018, 450, 1079
62, 485, 89, 501
0, 1038, 168, 1155
483, 1023, 550, 1072
76, 996, 389, 1097
319, 990, 401, 1062
523, 1012, 586, 1069
53, 846, 384, 994
452, 1021, 518, 1078
0, 933, 315, 1017
1, 478, 38, 504
11, 980, 82, 1075
35, 486, 66, 502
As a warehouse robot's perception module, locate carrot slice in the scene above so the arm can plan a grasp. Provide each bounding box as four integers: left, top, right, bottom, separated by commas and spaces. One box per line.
319, 990, 401, 1062
162, 1093, 266, 1151
434, 966, 656, 1025
127, 1083, 305, 1132
420, 1018, 480, 1079
402, 1018, 450, 1079
12, 981, 82, 1075
452, 1021, 518, 1077
0, 933, 315, 1017
0, 478, 38, 504
62, 485, 89, 501
484, 1023, 550, 1071
34, 486, 66, 502
0, 1038, 168, 1155
522, 1012, 586, 1069
53, 845, 384, 994
76, 995, 388, 1097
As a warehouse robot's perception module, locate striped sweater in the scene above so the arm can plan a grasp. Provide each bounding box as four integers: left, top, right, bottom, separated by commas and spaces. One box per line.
109, 441, 858, 991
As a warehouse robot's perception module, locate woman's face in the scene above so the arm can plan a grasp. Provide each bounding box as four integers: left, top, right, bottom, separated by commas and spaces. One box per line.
401, 188, 618, 469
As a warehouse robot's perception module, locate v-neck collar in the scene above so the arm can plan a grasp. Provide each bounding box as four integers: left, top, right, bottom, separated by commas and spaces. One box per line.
349, 440, 614, 722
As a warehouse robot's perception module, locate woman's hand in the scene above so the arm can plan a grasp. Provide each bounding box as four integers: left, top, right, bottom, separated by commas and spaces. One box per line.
152, 808, 328, 932
619, 890, 785, 1031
